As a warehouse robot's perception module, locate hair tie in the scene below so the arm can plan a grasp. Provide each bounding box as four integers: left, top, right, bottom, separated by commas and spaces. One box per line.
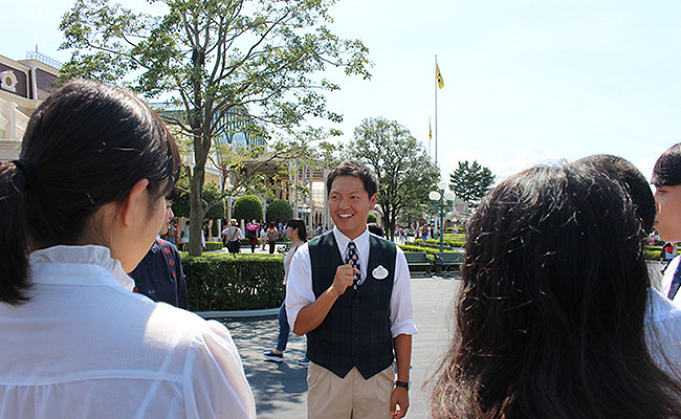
12, 159, 37, 192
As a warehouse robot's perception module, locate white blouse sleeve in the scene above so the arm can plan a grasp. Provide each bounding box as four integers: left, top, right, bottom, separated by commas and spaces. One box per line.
390, 247, 418, 337
184, 320, 256, 419
285, 243, 315, 332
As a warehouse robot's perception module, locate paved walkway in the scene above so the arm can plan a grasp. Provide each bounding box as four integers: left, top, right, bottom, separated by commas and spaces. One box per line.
221, 274, 462, 419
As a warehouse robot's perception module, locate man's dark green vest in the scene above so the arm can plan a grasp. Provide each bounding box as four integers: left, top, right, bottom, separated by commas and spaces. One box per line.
307, 231, 396, 379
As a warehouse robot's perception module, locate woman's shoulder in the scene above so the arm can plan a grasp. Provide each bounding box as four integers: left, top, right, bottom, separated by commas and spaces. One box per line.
145, 303, 231, 348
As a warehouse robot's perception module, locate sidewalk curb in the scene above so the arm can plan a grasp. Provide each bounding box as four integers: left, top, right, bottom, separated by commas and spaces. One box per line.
195, 308, 279, 319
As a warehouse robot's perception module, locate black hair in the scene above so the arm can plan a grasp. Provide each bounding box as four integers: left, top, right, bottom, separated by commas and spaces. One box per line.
652, 143, 681, 187
0, 80, 180, 305
286, 218, 307, 242
326, 160, 378, 198
367, 222, 384, 237
430, 164, 681, 418
574, 154, 655, 234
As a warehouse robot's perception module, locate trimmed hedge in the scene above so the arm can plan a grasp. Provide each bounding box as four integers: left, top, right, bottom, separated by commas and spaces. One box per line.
182, 253, 285, 311
238, 237, 291, 246
398, 244, 454, 255
404, 244, 662, 261
205, 241, 223, 251
645, 245, 663, 261
175, 242, 223, 251
422, 238, 466, 248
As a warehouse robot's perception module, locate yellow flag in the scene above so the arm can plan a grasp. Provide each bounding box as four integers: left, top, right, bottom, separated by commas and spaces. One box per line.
428, 119, 432, 140
436, 63, 445, 89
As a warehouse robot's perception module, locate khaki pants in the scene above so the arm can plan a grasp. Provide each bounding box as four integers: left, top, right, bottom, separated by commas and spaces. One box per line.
307, 362, 394, 419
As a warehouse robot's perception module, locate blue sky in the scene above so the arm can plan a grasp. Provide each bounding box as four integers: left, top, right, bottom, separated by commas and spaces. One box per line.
4, 0, 681, 184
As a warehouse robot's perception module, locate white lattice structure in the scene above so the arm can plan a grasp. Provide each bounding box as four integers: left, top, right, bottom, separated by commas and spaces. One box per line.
0, 138, 20, 162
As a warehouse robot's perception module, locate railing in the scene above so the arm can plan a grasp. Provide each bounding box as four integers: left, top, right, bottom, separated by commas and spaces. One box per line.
25, 50, 63, 69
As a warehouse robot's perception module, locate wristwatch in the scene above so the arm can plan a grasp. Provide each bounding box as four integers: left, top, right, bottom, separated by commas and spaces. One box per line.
395, 380, 410, 390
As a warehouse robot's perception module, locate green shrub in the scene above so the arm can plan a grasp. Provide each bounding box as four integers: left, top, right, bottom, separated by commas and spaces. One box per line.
424, 238, 466, 248
233, 195, 264, 221
266, 199, 293, 222
205, 241, 223, 251
182, 253, 285, 311
645, 245, 663, 261
398, 244, 454, 254
367, 213, 377, 223
407, 244, 661, 260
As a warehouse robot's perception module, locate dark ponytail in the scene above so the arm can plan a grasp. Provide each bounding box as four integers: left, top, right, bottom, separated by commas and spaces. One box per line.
0, 163, 31, 304
0, 80, 180, 305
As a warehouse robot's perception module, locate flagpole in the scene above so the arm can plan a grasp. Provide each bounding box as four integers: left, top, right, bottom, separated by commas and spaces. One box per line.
428, 117, 432, 158
434, 54, 439, 166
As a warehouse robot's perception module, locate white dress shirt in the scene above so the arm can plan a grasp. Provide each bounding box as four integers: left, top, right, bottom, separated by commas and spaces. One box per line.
660, 255, 681, 304
285, 228, 418, 338
646, 287, 681, 378
0, 245, 255, 419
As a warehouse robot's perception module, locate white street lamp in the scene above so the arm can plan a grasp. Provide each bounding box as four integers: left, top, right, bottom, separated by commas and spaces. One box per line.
430, 181, 456, 253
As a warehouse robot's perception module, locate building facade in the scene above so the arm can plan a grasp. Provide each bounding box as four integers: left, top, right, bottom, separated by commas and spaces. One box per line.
0, 51, 60, 162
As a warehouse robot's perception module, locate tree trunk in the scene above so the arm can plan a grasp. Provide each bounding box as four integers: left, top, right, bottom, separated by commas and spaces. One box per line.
189, 149, 206, 256
384, 205, 396, 241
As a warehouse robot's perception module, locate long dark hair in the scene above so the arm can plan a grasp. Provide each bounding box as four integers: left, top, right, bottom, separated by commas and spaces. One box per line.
0, 80, 180, 305
575, 154, 656, 234
430, 164, 681, 418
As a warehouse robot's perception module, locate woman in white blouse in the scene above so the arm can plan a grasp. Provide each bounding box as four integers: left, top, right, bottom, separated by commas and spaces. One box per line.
0, 80, 255, 418
263, 218, 308, 364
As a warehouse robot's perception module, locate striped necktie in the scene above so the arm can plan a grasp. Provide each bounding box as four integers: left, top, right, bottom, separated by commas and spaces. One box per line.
346, 241, 361, 290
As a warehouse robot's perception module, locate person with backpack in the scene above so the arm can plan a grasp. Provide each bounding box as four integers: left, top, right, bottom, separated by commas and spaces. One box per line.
222, 219, 243, 254
265, 222, 279, 254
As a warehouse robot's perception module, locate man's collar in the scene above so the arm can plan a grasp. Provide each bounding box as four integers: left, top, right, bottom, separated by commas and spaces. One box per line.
333, 227, 369, 250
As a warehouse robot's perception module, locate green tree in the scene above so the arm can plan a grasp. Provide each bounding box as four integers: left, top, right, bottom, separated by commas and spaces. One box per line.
233, 194, 263, 222
59, 0, 371, 255
367, 213, 377, 223
266, 199, 293, 222
346, 117, 440, 241
449, 160, 495, 203
172, 179, 224, 219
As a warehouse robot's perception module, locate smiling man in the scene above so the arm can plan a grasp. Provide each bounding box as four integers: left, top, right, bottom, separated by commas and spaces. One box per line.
652, 144, 681, 304
286, 161, 417, 419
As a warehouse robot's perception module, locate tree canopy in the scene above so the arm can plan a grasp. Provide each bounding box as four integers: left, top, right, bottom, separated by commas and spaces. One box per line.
345, 117, 440, 240
59, 0, 371, 255
448, 160, 495, 203
172, 179, 225, 219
